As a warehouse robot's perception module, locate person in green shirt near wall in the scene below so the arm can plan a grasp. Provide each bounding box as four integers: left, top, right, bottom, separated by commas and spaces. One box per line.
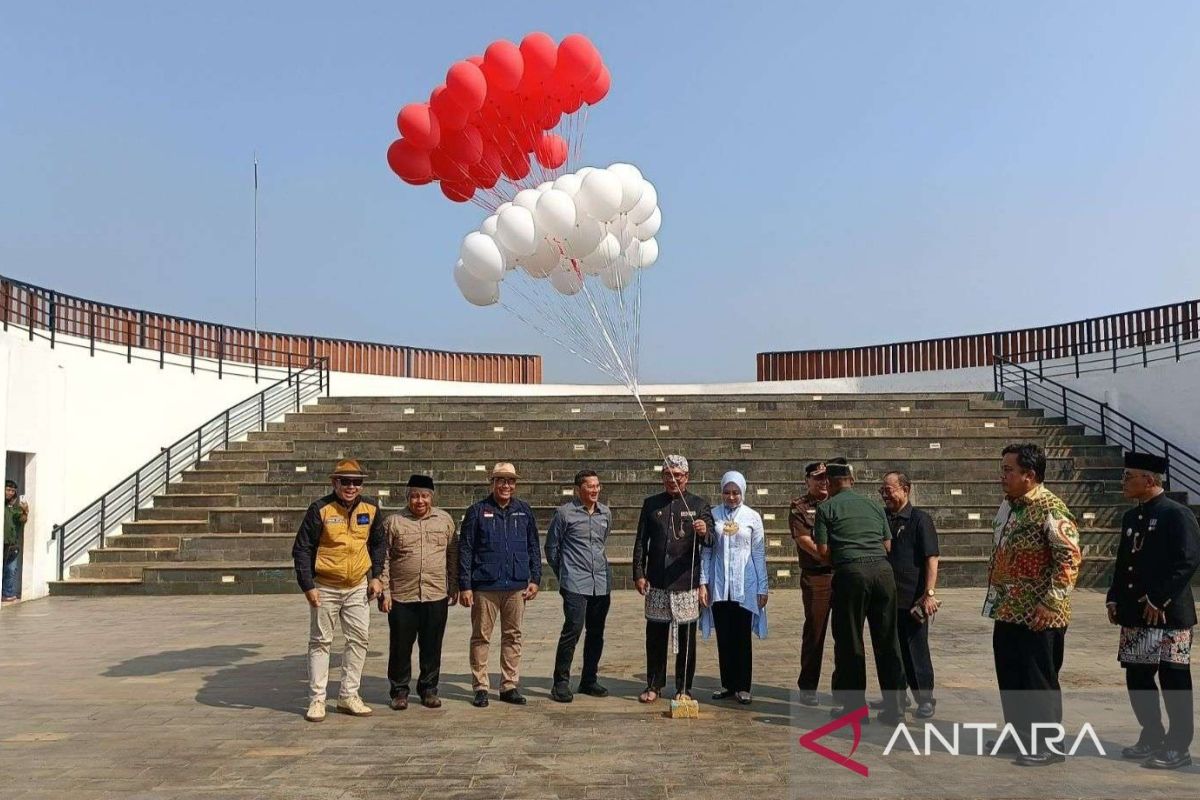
804, 460, 908, 723
3, 480, 29, 602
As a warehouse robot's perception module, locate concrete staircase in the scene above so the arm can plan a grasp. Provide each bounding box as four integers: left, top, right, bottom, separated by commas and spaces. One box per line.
50, 392, 1167, 596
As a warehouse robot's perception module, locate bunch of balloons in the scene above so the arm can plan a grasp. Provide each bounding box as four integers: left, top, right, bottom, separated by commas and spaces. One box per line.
453, 163, 660, 306
386, 32, 610, 207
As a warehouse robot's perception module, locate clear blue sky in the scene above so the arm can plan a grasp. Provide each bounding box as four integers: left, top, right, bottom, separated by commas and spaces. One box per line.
3, 2, 1198, 383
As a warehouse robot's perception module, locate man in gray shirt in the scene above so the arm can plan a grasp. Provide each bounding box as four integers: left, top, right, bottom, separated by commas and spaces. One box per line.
545, 469, 613, 703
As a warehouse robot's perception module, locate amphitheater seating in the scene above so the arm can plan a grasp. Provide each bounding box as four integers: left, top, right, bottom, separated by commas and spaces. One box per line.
50, 391, 1178, 596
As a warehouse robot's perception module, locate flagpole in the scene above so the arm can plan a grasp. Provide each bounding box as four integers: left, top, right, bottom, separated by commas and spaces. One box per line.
253, 153, 259, 335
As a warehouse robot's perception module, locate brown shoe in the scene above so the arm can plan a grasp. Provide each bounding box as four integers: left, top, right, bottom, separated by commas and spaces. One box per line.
389, 694, 409, 711
421, 692, 442, 709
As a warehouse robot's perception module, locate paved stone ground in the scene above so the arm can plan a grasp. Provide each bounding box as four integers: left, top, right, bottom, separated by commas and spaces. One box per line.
0, 589, 1195, 799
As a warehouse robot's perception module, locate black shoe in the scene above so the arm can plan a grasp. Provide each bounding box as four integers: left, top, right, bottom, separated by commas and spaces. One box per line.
577, 682, 609, 697
797, 690, 819, 707
829, 706, 869, 723
472, 690, 489, 708
1122, 741, 1161, 760
712, 688, 735, 700
498, 689, 527, 705
915, 701, 935, 719
877, 710, 905, 726
389, 693, 409, 711
1015, 752, 1066, 767
550, 683, 574, 703
986, 739, 1024, 756
871, 695, 912, 710
1144, 750, 1192, 770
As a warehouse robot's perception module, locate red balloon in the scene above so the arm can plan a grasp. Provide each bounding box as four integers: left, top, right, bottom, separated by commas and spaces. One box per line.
555, 34, 601, 85
560, 89, 584, 115
534, 133, 568, 169
537, 104, 562, 130
442, 125, 484, 165
581, 65, 611, 105
466, 54, 484, 66
430, 85, 469, 131
441, 180, 475, 203
482, 40, 523, 93
446, 61, 487, 112
469, 145, 503, 189
499, 150, 531, 181
386, 138, 433, 184
518, 32, 557, 92
396, 103, 441, 149
430, 148, 469, 182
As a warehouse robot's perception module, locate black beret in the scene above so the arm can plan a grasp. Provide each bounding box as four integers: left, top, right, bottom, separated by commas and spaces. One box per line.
1124, 452, 1167, 474
827, 461, 852, 478
406, 474, 436, 491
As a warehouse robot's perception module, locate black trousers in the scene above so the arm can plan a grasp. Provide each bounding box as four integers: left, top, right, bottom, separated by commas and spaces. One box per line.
553, 591, 611, 687
646, 619, 698, 695
992, 621, 1065, 748
1125, 663, 1194, 752
387, 598, 449, 697
712, 601, 754, 693
830, 558, 908, 712
897, 610, 935, 703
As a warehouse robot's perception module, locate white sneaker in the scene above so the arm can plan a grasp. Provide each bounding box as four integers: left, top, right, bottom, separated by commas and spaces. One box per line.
305, 699, 326, 722
337, 695, 373, 716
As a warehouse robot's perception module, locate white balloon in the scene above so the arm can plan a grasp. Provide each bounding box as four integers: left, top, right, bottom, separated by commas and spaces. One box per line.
519, 237, 560, 279
495, 201, 513, 216
534, 189, 577, 240
549, 266, 583, 295
628, 181, 658, 225
633, 206, 661, 241
453, 259, 499, 306
577, 169, 622, 222
479, 214, 499, 237
564, 216, 604, 259
630, 237, 659, 268
607, 217, 635, 250
460, 231, 505, 283
582, 233, 622, 273
607, 163, 645, 213
513, 189, 542, 211
552, 173, 582, 197
576, 166, 596, 181
600, 261, 635, 291
496, 206, 538, 257
536, 181, 554, 192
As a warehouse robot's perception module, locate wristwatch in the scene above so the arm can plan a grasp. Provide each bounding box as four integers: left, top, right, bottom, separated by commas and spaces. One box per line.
926, 589, 936, 597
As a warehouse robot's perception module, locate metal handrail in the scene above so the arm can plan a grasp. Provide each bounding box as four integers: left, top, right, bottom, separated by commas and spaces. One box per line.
1003, 320, 1200, 379
993, 356, 1199, 502
51, 357, 330, 579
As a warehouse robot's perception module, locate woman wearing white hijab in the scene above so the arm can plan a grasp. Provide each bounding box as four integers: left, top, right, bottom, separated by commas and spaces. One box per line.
699, 470, 768, 704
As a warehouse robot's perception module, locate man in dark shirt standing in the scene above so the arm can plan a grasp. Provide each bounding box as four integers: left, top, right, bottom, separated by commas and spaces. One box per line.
1107, 451, 1200, 770
801, 459, 907, 723
789, 461, 832, 706
879, 471, 940, 719
633, 454, 714, 703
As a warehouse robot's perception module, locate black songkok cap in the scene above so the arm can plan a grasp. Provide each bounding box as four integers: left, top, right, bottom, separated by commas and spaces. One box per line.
1124, 452, 1167, 474
407, 474, 436, 491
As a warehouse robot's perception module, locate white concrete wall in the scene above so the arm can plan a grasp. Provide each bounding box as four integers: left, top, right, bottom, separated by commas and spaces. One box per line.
0, 328, 288, 599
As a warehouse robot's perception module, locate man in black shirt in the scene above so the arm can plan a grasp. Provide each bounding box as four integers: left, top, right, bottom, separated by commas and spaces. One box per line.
879, 471, 940, 719
1107, 451, 1200, 770
633, 454, 714, 703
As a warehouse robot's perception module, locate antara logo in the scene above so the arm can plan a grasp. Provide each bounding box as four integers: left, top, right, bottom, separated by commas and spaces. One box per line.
883, 723, 1107, 757
798, 705, 870, 776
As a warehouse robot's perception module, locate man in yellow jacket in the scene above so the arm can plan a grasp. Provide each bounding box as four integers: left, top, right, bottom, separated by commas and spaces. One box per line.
292, 459, 387, 722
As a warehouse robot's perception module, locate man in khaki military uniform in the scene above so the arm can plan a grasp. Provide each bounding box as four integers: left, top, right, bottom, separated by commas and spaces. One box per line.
379, 474, 459, 709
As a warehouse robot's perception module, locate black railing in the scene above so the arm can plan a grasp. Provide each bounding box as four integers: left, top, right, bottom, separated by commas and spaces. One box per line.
1003, 320, 1200, 381
994, 356, 1199, 502
51, 357, 329, 579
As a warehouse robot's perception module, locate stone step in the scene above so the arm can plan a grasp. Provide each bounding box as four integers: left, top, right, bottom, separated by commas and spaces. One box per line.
131, 504, 1133, 532
152, 493, 238, 509
49, 555, 1124, 595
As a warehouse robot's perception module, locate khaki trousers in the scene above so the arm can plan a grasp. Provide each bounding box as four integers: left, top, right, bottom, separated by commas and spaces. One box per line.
308, 581, 370, 703
470, 589, 525, 691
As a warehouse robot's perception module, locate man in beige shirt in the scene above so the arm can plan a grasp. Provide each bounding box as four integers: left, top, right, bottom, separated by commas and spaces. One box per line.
378, 474, 458, 709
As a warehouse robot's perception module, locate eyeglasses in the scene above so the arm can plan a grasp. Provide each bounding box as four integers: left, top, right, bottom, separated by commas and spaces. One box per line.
493, 477, 517, 486
336, 478, 364, 487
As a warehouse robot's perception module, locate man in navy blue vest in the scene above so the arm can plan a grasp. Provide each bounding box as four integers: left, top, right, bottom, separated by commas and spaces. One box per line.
459, 462, 542, 708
